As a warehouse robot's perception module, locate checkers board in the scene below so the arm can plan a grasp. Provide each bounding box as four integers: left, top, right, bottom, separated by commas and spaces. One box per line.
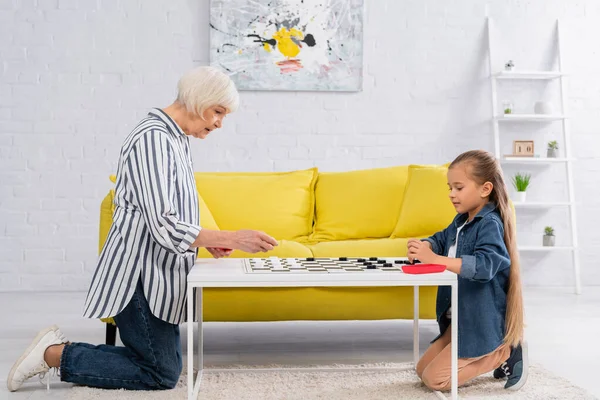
242, 256, 417, 274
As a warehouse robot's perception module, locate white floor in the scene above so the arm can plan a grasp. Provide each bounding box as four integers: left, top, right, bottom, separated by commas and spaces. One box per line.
1, 286, 598, 399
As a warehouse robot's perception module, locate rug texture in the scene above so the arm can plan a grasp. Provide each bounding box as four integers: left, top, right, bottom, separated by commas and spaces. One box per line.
67, 362, 597, 399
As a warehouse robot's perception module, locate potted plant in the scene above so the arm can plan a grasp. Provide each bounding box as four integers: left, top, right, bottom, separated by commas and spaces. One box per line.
505, 60, 515, 71
511, 172, 531, 202
503, 101, 513, 114
543, 226, 555, 247
547, 141, 559, 158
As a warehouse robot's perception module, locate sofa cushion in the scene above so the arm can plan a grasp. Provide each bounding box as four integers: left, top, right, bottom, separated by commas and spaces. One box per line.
194, 168, 318, 241
309, 166, 409, 242
390, 165, 457, 239
309, 238, 410, 258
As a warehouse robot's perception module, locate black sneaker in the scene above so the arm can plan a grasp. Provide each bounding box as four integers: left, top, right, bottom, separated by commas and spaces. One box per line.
494, 342, 529, 390
493, 365, 506, 379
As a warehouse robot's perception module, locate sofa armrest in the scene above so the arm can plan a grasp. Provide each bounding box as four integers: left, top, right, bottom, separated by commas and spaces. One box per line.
99, 189, 115, 254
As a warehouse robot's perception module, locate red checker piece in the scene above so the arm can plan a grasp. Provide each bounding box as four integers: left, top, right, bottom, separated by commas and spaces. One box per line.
402, 264, 446, 274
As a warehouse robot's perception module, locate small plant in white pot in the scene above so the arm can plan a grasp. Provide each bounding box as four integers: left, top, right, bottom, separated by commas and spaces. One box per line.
511, 172, 531, 202
543, 226, 555, 247
547, 140, 559, 158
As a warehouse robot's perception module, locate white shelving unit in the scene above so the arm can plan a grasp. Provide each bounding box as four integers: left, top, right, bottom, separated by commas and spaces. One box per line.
487, 18, 582, 294
495, 114, 567, 122
502, 157, 572, 164
494, 71, 565, 80
519, 246, 576, 252
513, 202, 572, 209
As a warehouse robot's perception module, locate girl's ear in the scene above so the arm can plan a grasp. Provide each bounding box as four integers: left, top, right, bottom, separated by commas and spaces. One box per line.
481, 181, 494, 198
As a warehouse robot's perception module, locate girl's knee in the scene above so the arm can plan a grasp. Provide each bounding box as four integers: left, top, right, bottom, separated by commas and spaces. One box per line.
415, 358, 427, 379
421, 367, 450, 392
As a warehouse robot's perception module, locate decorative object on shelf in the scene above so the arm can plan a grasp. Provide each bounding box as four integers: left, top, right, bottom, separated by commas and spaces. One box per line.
504, 60, 515, 71
547, 140, 559, 158
209, 0, 364, 91
512, 140, 535, 157
543, 226, 555, 247
502, 101, 513, 114
534, 101, 553, 114
511, 172, 531, 202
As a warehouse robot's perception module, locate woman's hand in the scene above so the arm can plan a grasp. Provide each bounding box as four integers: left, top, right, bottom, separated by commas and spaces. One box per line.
192, 229, 278, 253
206, 247, 233, 258
407, 240, 436, 264
232, 230, 278, 253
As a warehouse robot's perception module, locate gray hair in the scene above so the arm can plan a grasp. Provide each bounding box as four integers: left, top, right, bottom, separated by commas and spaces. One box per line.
176, 66, 239, 117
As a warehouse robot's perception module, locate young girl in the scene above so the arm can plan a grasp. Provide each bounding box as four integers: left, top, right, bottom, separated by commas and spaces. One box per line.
407, 150, 528, 392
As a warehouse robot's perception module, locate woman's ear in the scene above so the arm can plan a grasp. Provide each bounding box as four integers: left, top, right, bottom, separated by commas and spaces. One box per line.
481, 182, 494, 198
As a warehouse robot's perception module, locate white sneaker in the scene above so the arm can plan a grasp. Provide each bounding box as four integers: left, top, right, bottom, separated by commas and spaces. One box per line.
7, 325, 68, 392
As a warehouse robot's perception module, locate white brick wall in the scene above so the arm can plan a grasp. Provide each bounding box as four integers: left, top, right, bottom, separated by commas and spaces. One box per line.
1, 0, 599, 292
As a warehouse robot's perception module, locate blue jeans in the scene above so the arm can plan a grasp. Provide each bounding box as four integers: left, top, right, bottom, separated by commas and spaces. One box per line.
60, 280, 182, 390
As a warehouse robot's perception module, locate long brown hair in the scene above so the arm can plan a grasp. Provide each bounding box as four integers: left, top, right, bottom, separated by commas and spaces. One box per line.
449, 150, 524, 347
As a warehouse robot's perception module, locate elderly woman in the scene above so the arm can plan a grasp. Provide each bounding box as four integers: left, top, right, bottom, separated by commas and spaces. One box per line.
8, 66, 278, 392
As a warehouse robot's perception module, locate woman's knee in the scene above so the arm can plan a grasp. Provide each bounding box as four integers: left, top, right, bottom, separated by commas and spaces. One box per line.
156, 367, 182, 389
154, 359, 183, 389
160, 377, 179, 390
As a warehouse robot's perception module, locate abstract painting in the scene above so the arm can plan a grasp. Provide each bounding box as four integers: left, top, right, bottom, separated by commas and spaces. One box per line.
209, 0, 364, 91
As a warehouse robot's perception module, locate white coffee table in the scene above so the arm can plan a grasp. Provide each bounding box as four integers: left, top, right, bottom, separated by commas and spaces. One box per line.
186, 257, 458, 400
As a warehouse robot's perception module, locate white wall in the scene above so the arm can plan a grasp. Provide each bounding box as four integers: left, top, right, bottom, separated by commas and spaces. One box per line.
1, 0, 599, 292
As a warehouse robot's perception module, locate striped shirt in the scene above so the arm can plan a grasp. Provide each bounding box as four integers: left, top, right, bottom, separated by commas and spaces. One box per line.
83, 108, 201, 325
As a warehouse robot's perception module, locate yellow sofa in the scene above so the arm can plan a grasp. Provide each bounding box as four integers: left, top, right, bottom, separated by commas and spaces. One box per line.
98, 163, 459, 327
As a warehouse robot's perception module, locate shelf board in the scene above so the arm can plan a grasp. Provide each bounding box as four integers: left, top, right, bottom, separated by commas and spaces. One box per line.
494, 70, 564, 80
496, 114, 566, 122
513, 202, 572, 208
501, 157, 571, 164
519, 246, 575, 252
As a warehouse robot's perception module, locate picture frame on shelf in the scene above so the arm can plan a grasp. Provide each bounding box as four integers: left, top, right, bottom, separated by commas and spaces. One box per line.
512, 140, 535, 157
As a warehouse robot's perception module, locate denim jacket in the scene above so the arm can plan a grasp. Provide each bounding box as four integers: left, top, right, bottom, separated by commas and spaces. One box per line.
422, 202, 510, 358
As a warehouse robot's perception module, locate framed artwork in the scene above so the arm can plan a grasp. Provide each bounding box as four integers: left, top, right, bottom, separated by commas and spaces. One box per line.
513, 140, 535, 157
209, 0, 364, 92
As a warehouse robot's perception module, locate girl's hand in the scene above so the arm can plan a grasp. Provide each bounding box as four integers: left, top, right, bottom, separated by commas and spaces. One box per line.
407, 240, 437, 264
206, 247, 233, 259
407, 240, 432, 256
407, 239, 421, 263
407, 239, 422, 249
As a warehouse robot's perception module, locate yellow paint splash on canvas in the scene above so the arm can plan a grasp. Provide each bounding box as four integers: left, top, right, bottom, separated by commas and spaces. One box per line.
271, 27, 304, 58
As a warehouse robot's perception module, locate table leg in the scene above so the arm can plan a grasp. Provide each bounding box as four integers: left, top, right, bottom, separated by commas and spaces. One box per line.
196, 287, 204, 372
413, 285, 419, 367
187, 286, 194, 400
451, 282, 458, 400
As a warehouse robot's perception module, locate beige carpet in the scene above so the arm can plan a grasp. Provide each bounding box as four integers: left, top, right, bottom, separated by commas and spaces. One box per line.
67, 362, 597, 400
